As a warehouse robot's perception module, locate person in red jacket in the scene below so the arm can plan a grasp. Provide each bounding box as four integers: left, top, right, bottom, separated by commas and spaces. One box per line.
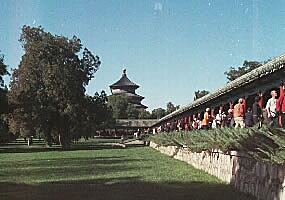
233, 98, 245, 128
276, 82, 285, 127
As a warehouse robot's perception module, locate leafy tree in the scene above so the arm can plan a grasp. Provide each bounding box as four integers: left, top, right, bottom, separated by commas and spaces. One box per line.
83, 91, 114, 140
108, 95, 129, 119
0, 52, 12, 143
92, 91, 114, 129
151, 108, 166, 119
8, 26, 101, 148
126, 104, 139, 119
0, 52, 9, 87
194, 90, 210, 101
0, 52, 9, 114
224, 60, 262, 82
166, 102, 180, 115
0, 115, 14, 143
138, 109, 152, 119
108, 95, 153, 119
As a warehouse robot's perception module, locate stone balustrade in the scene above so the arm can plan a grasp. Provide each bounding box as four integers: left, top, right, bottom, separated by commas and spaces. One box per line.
150, 142, 285, 200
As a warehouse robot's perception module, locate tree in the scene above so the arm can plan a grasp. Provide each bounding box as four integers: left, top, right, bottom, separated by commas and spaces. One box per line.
224, 60, 262, 82
108, 95, 129, 119
194, 90, 210, 101
92, 91, 114, 130
8, 26, 101, 148
0, 52, 9, 87
126, 104, 139, 119
138, 109, 152, 119
166, 102, 180, 115
0, 52, 9, 114
83, 91, 114, 140
108, 95, 151, 119
151, 108, 166, 119
0, 52, 12, 143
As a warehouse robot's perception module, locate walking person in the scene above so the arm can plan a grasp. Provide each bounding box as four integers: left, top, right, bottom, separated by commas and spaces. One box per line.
201, 108, 210, 130
252, 96, 262, 126
226, 109, 234, 127
215, 110, 222, 128
233, 98, 245, 128
276, 82, 285, 127
245, 107, 253, 127
266, 90, 278, 127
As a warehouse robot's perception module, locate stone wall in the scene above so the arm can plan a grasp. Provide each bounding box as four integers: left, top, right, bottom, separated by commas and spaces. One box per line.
150, 142, 285, 200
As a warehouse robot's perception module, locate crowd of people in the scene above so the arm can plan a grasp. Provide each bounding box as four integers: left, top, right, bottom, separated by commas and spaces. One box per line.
156, 85, 285, 133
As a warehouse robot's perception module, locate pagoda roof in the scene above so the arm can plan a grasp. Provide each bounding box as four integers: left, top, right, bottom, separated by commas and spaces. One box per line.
111, 92, 144, 100
122, 92, 144, 99
132, 102, 148, 109
110, 69, 139, 88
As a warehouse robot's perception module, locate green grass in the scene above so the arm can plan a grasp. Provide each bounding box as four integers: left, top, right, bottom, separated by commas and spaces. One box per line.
0, 139, 255, 200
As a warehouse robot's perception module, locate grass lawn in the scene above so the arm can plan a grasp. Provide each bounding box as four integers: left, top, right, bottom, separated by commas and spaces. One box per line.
0, 139, 255, 200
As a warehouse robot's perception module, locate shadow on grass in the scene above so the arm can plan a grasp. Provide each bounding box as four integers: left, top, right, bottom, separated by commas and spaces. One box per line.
0, 177, 255, 200
0, 142, 127, 154
0, 157, 150, 179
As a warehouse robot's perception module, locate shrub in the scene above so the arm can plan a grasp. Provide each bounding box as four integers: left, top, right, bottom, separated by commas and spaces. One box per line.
147, 126, 285, 165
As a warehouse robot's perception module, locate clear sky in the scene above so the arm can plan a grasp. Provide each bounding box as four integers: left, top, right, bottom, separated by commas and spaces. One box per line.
1, 0, 285, 111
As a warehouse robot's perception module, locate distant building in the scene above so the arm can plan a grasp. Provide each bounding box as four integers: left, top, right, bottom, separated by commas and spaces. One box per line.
109, 69, 148, 109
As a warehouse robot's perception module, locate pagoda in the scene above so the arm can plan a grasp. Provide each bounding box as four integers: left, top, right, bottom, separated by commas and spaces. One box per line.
109, 69, 147, 109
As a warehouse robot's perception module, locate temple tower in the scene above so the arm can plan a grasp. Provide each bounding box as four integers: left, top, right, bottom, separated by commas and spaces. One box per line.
109, 69, 147, 109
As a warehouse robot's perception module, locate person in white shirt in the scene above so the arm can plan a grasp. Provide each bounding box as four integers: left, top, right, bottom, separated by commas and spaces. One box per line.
266, 90, 278, 127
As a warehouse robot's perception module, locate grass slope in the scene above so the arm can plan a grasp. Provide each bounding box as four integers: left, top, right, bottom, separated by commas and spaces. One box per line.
0, 139, 255, 200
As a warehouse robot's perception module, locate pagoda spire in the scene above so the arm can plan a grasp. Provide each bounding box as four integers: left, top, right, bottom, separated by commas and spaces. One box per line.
122, 68, 126, 76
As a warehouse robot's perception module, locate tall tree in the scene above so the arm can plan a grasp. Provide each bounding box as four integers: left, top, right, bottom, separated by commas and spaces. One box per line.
138, 109, 151, 119
108, 95, 129, 119
0, 52, 9, 113
224, 60, 262, 82
166, 102, 179, 114
0, 52, 12, 143
92, 91, 114, 130
194, 90, 210, 101
108, 95, 149, 119
83, 91, 114, 140
151, 108, 166, 119
0, 52, 9, 87
126, 104, 139, 119
8, 26, 101, 148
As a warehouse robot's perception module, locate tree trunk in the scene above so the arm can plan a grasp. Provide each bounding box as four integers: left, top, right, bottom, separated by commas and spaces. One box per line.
60, 134, 70, 150
58, 134, 62, 146
62, 139, 70, 150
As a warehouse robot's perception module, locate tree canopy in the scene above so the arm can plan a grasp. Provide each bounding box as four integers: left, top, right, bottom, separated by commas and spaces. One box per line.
108, 95, 152, 119
194, 90, 210, 101
0, 52, 12, 143
151, 108, 166, 119
108, 95, 129, 119
0, 52, 9, 88
8, 26, 101, 148
166, 102, 180, 115
82, 91, 114, 139
224, 60, 262, 82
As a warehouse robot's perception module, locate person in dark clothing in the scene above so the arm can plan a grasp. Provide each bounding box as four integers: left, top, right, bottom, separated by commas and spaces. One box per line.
226, 109, 234, 127
252, 96, 262, 126
180, 119, 185, 131
245, 107, 254, 127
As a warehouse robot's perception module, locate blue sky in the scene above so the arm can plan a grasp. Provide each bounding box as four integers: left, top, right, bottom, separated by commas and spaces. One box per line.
1, 0, 285, 111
